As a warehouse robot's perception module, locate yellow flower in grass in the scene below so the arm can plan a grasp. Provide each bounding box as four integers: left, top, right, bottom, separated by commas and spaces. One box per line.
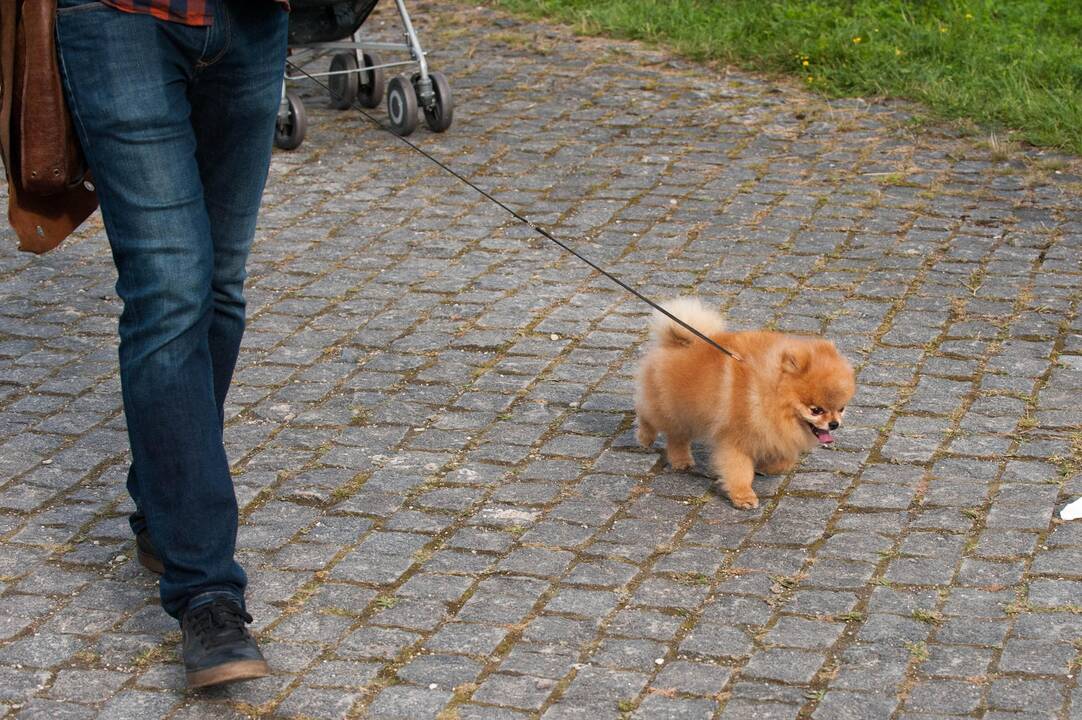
965, 12, 974, 20
895, 47, 903, 56
852, 36, 862, 44
802, 59, 809, 67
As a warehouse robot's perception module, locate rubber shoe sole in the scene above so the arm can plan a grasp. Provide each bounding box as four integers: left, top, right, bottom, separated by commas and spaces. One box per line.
186, 658, 270, 688
135, 532, 164, 575
136, 546, 164, 575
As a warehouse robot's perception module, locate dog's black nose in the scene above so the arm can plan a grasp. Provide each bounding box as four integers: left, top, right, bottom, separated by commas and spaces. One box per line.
828, 421, 839, 430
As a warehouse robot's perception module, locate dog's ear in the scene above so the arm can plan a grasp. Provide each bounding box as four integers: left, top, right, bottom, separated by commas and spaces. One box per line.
781, 346, 809, 374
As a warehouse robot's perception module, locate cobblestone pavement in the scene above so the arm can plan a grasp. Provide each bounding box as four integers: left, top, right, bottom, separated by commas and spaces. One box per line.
2, 2, 1082, 718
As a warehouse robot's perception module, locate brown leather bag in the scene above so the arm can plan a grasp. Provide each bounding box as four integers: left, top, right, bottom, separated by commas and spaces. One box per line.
0, 0, 98, 253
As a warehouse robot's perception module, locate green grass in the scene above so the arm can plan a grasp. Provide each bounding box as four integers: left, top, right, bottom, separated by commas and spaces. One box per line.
491, 0, 1082, 154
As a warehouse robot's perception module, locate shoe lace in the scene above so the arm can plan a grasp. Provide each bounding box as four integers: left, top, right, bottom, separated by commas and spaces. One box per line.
188, 598, 254, 646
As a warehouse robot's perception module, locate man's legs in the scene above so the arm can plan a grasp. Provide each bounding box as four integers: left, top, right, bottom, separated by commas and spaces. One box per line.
56, 0, 287, 619
191, 2, 289, 428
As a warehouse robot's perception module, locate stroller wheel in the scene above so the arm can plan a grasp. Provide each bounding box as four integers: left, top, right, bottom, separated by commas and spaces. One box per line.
328, 53, 359, 109
419, 71, 453, 133
358, 51, 385, 109
387, 75, 418, 136
275, 91, 307, 150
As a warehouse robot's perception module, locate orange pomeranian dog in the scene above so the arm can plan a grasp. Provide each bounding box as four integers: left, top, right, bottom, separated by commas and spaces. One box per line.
635, 297, 855, 509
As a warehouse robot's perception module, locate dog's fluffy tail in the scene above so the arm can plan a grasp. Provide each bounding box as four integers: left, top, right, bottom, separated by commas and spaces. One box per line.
650, 297, 726, 349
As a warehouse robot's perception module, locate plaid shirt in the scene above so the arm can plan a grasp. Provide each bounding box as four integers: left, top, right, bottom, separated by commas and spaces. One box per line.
100, 0, 289, 26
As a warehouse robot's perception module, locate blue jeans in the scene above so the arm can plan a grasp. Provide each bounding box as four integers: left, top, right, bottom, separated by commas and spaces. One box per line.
56, 0, 288, 618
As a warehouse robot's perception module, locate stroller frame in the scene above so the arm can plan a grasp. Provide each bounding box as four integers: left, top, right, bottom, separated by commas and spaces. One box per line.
275, 0, 454, 148
287, 0, 434, 105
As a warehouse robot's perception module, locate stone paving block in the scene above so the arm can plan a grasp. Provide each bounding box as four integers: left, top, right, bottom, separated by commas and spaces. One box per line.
856, 613, 934, 646
499, 645, 579, 679
0, 666, 51, 703
0, 632, 86, 667
92, 632, 164, 667
261, 640, 325, 673
498, 547, 576, 577
457, 578, 546, 624
519, 517, 597, 545
699, 595, 774, 627
941, 587, 1014, 618
936, 617, 1010, 646
921, 643, 995, 677
457, 705, 531, 720
564, 559, 639, 588
304, 583, 378, 615
651, 547, 724, 576
270, 609, 354, 643
845, 482, 917, 510
986, 678, 1065, 714
13, 700, 95, 720
653, 660, 732, 696
472, 672, 555, 711
1032, 548, 1082, 576
631, 577, 710, 610
398, 653, 483, 688
832, 509, 908, 536
557, 666, 649, 711
904, 679, 983, 714
366, 685, 454, 720
397, 573, 475, 603
98, 690, 180, 719
330, 531, 429, 584
717, 699, 801, 720
997, 639, 1077, 674
46, 668, 128, 703
522, 615, 601, 646
783, 590, 859, 617
675, 619, 753, 658
447, 527, 516, 553
545, 587, 620, 618
1028, 578, 1082, 607
741, 648, 827, 684
337, 626, 421, 660
631, 695, 718, 719
751, 497, 838, 545
425, 622, 508, 657
303, 659, 383, 688
592, 637, 667, 671
812, 691, 898, 720
762, 616, 846, 649
973, 526, 1041, 558
0, 593, 57, 641
540, 704, 621, 720
883, 555, 958, 586
831, 644, 912, 692
276, 685, 363, 720
801, 559, 876, 590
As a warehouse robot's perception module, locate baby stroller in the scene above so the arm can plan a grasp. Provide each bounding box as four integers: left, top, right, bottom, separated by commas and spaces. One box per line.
275, 0, 454, 149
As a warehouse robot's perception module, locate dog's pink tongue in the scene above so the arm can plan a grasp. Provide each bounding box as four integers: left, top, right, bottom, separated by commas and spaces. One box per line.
815, 429, 834, 444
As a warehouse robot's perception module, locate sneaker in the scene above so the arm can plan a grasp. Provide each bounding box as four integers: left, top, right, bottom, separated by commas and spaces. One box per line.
135, 530, 164, 575
180, 596, 269, 688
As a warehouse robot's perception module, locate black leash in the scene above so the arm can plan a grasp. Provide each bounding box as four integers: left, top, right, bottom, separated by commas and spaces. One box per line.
283, 59, 743, 362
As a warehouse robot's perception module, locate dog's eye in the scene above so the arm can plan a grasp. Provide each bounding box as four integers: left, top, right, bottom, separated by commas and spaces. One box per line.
810, 406, 825, 415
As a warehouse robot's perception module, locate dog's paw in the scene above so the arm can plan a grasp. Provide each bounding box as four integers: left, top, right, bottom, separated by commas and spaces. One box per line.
668, 456, 694, 471
635, 427, 657, 449
728, 491, 760, 510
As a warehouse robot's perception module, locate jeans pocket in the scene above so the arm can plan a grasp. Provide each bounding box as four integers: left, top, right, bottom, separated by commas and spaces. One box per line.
57, 0, 105, 13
